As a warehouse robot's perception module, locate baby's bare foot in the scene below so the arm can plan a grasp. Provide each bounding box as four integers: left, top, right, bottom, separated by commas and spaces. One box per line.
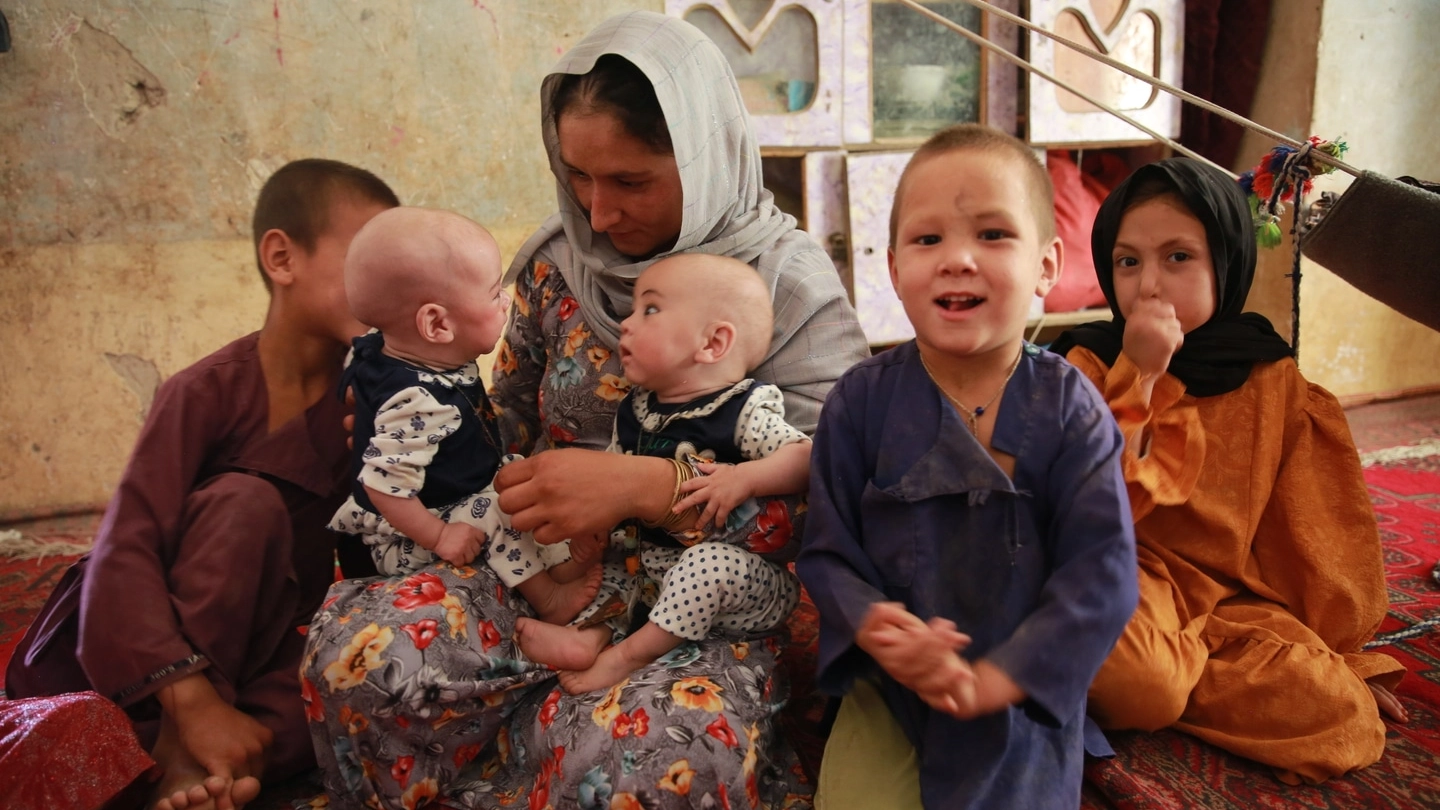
558, 645, 647, 695
533, 566, 603, 625
515, 617, 607, 670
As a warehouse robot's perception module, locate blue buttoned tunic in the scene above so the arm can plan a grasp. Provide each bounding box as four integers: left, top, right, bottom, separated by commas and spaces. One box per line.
799, 340, 1138, 809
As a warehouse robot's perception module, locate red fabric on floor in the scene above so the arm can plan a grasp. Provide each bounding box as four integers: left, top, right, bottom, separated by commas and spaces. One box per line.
0, 691, 154, 810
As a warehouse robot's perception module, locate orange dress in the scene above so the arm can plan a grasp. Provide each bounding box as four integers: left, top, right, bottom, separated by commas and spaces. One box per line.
1070, 347, 1405, 784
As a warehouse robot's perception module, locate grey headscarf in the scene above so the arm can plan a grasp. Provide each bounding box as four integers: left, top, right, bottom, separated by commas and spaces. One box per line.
507, 10, 866, 431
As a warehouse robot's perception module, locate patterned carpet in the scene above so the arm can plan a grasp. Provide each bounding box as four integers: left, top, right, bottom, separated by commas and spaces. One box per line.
2, 453, 1438, 809
0, 523, 91, 684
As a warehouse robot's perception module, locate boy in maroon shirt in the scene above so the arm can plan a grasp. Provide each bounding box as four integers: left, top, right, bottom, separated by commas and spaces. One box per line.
6, 159, 398, 810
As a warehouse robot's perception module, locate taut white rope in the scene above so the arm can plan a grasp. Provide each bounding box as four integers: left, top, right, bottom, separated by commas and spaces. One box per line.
892, 0, 1234, 177
922, 0, 1364, 179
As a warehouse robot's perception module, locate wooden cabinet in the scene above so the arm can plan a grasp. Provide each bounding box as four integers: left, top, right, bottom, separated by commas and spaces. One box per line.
668, 0, 1180, 345
666, 0, 846, 146
665, 0, 994, 149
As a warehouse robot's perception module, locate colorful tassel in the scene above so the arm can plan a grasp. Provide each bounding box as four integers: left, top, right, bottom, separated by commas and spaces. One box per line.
1239, 136, 1347, 248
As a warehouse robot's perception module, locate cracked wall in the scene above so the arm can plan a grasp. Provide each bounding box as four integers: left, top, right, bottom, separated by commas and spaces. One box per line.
0, 1, 653, 517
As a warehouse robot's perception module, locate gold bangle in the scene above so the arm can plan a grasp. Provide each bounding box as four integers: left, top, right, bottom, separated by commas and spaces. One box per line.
642, 457, 700, 532
640, 457, 680, 529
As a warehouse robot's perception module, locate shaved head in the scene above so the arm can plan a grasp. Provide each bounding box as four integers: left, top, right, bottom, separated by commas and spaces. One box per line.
647, 253, 775, 370
345, 207, 501, 331
889, 123, 1055, 249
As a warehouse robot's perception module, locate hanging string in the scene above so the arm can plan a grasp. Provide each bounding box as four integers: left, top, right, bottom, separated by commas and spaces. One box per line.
939, 0, 1364, 179
1289, 185, 1304, 362
1237, 138, 1347, 361
890, 0, 1234, 178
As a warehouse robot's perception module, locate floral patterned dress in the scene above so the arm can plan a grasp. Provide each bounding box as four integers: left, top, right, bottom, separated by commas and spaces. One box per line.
300, 261, 813, 810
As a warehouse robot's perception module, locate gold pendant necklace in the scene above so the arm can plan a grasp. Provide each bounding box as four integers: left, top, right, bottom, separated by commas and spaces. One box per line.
919, 348, 1024, 436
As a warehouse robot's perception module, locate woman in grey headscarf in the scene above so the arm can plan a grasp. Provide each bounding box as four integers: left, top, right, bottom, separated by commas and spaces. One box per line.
301, 11, 867, 809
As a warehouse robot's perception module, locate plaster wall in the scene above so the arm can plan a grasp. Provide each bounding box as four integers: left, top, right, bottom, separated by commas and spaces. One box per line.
1300, 0, 1440, 399
0, 1, 652, 518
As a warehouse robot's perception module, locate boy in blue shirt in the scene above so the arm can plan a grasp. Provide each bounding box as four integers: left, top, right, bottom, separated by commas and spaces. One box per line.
798, 125, 1138, 809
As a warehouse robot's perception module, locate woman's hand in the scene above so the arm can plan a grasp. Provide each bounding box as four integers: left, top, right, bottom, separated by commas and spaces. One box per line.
495, 449, 673, 545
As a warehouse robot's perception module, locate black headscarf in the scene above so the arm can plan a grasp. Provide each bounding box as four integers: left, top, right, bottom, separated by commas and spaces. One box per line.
1049, 157, 1293, 397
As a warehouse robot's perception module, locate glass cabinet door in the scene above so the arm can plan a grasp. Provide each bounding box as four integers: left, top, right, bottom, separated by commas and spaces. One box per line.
863, 0, 984, 143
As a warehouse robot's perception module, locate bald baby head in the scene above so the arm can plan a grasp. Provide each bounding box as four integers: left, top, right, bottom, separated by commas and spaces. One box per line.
345, 206, 502, 332
646, 253, 775, 372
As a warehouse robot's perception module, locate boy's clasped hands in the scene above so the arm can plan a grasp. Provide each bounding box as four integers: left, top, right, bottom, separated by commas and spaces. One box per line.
856, 601, 1023, 720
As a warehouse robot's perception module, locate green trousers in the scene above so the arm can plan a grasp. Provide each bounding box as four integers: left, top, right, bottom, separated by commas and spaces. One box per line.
816, 679, 923, 810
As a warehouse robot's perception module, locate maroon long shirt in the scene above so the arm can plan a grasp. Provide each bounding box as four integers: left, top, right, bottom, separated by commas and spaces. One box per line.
9, 333, 351, 707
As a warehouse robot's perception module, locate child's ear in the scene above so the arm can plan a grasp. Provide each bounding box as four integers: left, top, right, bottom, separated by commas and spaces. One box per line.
258, 228, 296, 288
415, 303, 455, 345
695, 321, 736, 365
887, 247, 899, 294
1034, 236, 1064, 298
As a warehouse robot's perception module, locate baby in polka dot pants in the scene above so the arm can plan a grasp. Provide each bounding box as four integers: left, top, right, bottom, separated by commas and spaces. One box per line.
515, 254, 811, 693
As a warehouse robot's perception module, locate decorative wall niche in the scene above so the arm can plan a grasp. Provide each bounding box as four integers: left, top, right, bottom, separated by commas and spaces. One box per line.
667, 0, 844, 146
1027, 0, 1182, 146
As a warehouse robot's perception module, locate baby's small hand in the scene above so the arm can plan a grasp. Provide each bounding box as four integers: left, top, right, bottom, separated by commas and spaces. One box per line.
433, 523, 483, 566
674, 463, 752, 529
1123, 296, 1185, 379
342, 387, 357, 451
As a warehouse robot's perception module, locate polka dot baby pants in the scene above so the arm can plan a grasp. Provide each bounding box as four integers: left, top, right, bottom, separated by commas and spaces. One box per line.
643, 542, 799, 641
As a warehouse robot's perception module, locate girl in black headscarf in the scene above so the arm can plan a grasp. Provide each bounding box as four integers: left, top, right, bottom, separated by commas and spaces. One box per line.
1054, 158, 1405, 784
1048, 157, 1292, 395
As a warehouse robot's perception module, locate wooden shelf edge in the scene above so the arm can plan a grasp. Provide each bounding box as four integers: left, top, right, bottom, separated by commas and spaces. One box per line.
1027, 307, 1111, 329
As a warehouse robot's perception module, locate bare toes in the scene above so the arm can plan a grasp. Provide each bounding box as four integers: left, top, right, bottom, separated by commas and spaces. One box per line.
232, 776, 262, 807
202, 775, 230, 798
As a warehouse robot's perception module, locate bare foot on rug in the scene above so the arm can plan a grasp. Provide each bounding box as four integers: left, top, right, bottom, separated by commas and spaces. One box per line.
152, 675, 271, 810
150, 734, 231, 810
515, 617, 610, 670
153, 774, 260, 810
518, 565, 604, 625
149, 746, 211, 810
1369, 680, 1408, 722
